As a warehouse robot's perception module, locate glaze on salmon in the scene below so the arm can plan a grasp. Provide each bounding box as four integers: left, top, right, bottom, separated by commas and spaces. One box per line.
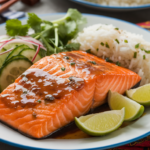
0, 51, 141, 138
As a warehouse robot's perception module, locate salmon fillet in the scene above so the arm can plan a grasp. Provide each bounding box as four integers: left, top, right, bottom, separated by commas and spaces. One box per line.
0, 51, 141, 138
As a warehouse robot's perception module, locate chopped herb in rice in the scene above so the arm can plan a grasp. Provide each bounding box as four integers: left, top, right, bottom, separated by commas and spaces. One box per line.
105, 42, 109, 48
115, 39, 119, 44
71, 23, 150, 85
115, 28, 119, 30
133, 52, 137, 58
144, 50, 150, 53
135, 43, 140, 49
124, 39, 128, 43
100, 42, 104, 46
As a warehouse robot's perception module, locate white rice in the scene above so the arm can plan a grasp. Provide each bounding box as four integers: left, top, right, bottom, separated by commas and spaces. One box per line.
85, 0, 150, 6
71, 24, 150, 85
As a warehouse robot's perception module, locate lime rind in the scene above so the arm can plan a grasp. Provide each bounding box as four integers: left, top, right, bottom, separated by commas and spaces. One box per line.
126, 84, 150, 106
108, 90, 144, 121
75, 108, 125, 136
131, 105, 144, 120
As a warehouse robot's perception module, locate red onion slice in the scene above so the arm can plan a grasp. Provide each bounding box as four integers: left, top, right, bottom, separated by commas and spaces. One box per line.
0, 39, 14, 51
23, 40, 46, 51
32, 45, 41, 62
0, 37, 47, 62
0, 48, 14, 55
18, 36, 44, 46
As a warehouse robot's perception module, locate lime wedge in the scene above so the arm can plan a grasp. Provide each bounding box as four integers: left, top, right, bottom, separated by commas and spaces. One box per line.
75, 108, 125, 136
108, 90, 144, 121
126, 84, 150, 106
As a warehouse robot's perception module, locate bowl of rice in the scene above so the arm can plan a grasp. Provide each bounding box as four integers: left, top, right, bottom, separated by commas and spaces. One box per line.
71, 0, 150, 11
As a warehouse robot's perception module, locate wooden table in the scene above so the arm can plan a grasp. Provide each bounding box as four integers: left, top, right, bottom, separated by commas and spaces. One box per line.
0, 0, 150, 149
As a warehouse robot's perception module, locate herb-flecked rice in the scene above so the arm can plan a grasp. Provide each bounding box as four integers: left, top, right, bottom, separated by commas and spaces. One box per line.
71, 24, 150, 85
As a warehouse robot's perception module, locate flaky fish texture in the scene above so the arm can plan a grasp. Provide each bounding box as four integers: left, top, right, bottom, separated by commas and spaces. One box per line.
0, 51, 141, 138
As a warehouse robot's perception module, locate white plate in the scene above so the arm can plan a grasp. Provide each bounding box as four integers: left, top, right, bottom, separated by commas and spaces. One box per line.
71, 0, 150, 11
1, 13, 150, 150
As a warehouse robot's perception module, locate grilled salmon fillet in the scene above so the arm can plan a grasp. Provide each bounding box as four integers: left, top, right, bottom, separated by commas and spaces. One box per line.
0, 51, 141, 138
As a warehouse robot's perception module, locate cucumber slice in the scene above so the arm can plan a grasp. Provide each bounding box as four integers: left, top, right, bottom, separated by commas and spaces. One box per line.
0, 53, 9, 68
0, 57, 32, 92
5, 55, 28, 64
0, 42, 34, 68
0, 48, 11, 68
19, 48, 41, 63
3, 41, 34, 51
0, 45, 29, 68
5, 45, 29, 61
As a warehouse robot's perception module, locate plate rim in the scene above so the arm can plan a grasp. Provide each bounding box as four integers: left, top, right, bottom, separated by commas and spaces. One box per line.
71, 0, 150, 10
1, 131, 150, 150
0, 12, 150, 150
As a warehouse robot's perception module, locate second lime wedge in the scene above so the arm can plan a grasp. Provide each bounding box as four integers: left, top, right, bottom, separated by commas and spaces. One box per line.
75, 108, 125, 136
126, 84, 150, 106
108, 90, 144, 121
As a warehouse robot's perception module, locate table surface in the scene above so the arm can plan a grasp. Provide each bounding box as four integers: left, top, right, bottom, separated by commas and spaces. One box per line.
0, 0, 150, 150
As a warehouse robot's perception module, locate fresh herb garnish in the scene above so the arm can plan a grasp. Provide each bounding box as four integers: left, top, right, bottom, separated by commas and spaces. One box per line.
70, 62, 76, 65
100, 42, 104, 46
115, 28, 119, 30
105, 57, 113, 63
143, 55, 146, 60
64, 43, 80, 51
5, 9, 86, 55
135, 43, 140, 49
96, 48, 99, 51
61, 67, 66, 71
27, 13, 42, 33
116, 61, 121, 66
88, 61, 96, 65
37, 100, 41, 103
23, 91, 27, 94
144, 50, 150, 53
133, 52, 137, 58
6, 19, 30, 36
86, 49, 91, 53
96, 26, 101, 30
64, 56, 70, 60
115, 39, 119, 44
105, 42, 110, 48
141, 48, 150, 53
124, 39, 128, 43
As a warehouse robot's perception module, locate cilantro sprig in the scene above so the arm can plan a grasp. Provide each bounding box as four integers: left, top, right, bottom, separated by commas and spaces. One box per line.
6, 19, 30, 36
5, 9, 86, 55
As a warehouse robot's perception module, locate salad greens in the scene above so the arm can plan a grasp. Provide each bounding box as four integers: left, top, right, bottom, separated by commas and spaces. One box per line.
5, 9, 87, 55
6, 19, 30, 36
